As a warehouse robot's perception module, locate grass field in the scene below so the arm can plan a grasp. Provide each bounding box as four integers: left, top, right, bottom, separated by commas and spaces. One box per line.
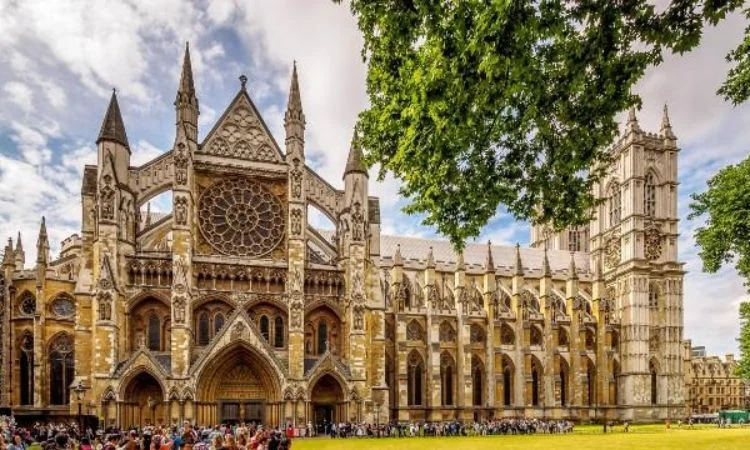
293, 425, 750, 450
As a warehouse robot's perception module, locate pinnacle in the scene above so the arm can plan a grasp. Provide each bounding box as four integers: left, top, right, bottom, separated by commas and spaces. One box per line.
542, 245, 551, 277
285, 61, 304, 120
344, 128, 367, 178
455, 251, 465, 271
179, 42, 195, 95
568, 251, 578, 280
16, 231, 22, 251
97, 90, 130, 150
426, 246, 435, 268
514, 243, 524, 276
661, 103, 675, 138
484, 240, 494, 272
393, 244, 403, 266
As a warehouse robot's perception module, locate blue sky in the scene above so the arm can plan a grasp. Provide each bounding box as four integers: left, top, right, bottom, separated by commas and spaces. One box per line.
0, 1, 748, 358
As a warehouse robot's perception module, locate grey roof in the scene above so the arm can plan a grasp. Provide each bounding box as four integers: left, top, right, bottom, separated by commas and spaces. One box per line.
379, 234, 589, 275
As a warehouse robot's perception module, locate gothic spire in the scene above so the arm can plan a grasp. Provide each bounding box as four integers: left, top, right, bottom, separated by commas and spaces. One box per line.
285, 62, 304, 124
36, 216, 49, 264
97, 89, 130, 150
484, 240, 494, 273
15, 231, 22, 253
568, 251, 578, 280
426, 246, 435, 269
178, 42, 195, 96
661, 103, 675, 138
626, 106, 640, 133
514, 243, 524, 276
542, 245, 551, 277
344, 129, 368, 178
393, 244, 403, 266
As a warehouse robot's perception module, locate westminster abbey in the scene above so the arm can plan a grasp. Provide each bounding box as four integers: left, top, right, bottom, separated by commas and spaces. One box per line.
0, 45, 685, 427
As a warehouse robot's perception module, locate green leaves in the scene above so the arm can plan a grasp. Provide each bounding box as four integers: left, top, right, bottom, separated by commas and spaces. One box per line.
336, 0, 746, 249
738, 302, 750, 380
689, 156, 750, 286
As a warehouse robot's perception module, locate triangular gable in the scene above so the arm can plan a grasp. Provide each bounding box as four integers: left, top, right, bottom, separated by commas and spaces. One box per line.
199, 90, 284, 163
97, 254, 116, 291
188, 308, 288, 380
114, 347, 170, 380
305, 350, 351, 384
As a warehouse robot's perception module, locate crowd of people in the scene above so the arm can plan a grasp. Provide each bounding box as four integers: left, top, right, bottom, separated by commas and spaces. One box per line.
319, 418, 574, 438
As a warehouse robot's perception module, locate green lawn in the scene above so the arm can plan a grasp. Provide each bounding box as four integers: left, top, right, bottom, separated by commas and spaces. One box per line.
293, 425, 750, 450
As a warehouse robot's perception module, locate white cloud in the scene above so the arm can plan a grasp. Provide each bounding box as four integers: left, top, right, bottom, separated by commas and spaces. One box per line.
3, 81, 33, 113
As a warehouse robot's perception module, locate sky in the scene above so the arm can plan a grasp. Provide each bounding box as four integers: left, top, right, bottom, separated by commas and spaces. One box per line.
0, 1, 748, 358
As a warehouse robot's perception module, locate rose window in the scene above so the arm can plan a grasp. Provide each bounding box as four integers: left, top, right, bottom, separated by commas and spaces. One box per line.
198, 178, 285, 257
20, 295, 36, 315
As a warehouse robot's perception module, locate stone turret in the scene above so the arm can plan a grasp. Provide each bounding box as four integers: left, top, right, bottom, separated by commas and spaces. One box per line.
97, 90, 130, 182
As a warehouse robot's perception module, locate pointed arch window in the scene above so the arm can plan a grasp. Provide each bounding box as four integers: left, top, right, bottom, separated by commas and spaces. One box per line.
260, 315, 270, 341
317, 319, 328, 354
20, 332, 34, 405
49, 334, 74, 405
407, 351, 424, 406
471, 356, 484, 406
644, 172, 656, 217
608, 182, 622, 228
274, 316, 284, 348
214, 313, 225, 336
440, 353, 455, 406
198, 312, 210, 346
650, 360, 658, 405
147, 314, 161, 351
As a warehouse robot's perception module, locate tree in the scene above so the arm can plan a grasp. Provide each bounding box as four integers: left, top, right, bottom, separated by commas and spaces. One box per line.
738, 302, 750, 380
688, 156, 750, 285
336, 0, 746, 248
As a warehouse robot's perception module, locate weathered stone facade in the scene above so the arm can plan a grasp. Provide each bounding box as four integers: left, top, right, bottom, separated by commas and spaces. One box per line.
0, 46, 684, 427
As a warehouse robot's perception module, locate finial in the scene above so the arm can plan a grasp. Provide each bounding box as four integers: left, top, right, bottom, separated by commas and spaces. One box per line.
16, 231, 22, 251
393, 244, 403, 266
626, 106, 640, 132
484, 240, 494, 273
661, 103, 675, 138
344, 127, 367, 179
568, 251, 578, 280
239, 74, 248, 90
542, 246, 551, 277
514, 243, 524, 276
425, 246, 435, 268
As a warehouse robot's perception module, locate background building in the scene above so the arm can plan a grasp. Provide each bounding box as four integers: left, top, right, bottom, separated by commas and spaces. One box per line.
0, 46, 684, 427
683, 340, 748, 414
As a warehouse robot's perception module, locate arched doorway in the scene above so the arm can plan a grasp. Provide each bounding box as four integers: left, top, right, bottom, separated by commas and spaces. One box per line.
310, 374, 345, 433
120, 372, 165, 428
196, 344, 282, 426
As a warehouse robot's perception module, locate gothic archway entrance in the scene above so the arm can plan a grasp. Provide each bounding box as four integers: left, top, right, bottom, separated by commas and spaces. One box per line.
120, 372, 165, 428
309, 374, 345, 433
195, 344, 282, 426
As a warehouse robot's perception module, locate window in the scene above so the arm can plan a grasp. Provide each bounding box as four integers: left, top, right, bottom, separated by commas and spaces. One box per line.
407, 351, 424, 406
649, 284, 658, 309
568, 228, 582, 252
650, 361, 658, 405
214, 313, 225, 336
608, 182, 621, 228
147, 314, 161, 351
20, 332, 33, 405
317, 320, 328, 355
440, 353, 454, 406
471, 356, 484, 406
274, 316, 284, 348
49, 334, 74, 405
198, 312, 210, 346
644, 172, 656, 217
260, 315, 270, 341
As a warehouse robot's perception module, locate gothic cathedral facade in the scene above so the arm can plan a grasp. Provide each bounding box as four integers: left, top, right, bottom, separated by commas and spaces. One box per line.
0, 46, 684, 427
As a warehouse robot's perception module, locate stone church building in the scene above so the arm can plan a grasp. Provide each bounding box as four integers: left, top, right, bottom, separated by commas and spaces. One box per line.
0, 45, 684, 427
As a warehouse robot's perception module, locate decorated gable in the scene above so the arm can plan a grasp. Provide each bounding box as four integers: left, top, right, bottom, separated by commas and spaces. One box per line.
199, 92, 283, 163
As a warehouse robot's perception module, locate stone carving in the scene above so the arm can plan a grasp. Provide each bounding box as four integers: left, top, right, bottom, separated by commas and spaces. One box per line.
352, 304, 365, 331
351, 201, 365, 241
351, 270, 363, 297
173, 254, 188, 291
439, 321, 456, 342
174, 195, 188, 226
202, 100, 280, 162
198, 178, 285, 257
289, 265, 303, 293
605, 234, 621, 269
231, 322, 249, 340
100, 174, 115, 221
470, 324, 485, 343
644, 221, 662, 261
290, 158, 303, 199
426, 285, 439, 309
290, 207, 303, 236
406, 320, 424, 341
173, 296, 186, 324
174, 143, 189, 185
290, 296, 304, 331
649, 329, 660, 353
97, 291, 112, 321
